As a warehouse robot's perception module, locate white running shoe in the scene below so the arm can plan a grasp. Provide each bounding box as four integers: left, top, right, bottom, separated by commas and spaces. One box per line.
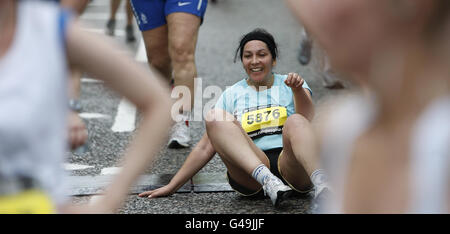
262, 175, 293, 207
314, 184, 329, 199
310, 186, 331, 214
168, 121, 191, 148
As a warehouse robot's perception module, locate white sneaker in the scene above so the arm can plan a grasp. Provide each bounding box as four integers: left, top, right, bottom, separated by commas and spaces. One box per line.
262, 175, 293, 207
310, 186, 331, 214
168, 121, 191, 148
314, 184, 329, 199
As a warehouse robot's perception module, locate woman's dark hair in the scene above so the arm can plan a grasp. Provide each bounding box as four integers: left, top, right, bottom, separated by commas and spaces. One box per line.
234, 28, 278, 63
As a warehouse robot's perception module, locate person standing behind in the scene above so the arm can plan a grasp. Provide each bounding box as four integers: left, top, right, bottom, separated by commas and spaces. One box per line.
297, 27, 344, 89
106, 0, 136, 43
129, 0, 208, 148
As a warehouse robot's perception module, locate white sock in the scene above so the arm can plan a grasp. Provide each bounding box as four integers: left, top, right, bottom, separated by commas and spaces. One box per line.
310, 169, 329, 197
251, 164, 272, 185
311, 169, 328, 186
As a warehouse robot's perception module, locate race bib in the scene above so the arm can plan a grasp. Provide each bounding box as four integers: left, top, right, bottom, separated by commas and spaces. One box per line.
241, 105, 287, 139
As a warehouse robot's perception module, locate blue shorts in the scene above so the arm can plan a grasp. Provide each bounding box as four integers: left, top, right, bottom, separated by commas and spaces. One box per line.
130, 0, 208, 31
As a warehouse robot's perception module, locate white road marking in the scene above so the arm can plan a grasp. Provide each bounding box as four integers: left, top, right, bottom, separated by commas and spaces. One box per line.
111, 98, 137, 132
83, 27, 126, 37
64, 163, 94, 171
135, 38, 147, 62
79, 113, 110, 119
85, 0, 109, 7
81, 78, 103, 84
101, 167, 122, 175
81, 12, 126, 21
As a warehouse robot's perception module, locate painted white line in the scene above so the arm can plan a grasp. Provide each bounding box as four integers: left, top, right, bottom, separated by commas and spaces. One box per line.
111, 98, 136, 132
79, 113, 110, 119
64, 163, 94, 171
83, 27, 126, 37
135, 38, 147, 62
86, 0, 109, 7
101, 167, 122, 175
81, 12, 126, 21
81, 78, 103, 84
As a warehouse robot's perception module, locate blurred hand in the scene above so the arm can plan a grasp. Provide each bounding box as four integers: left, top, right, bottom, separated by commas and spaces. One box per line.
138, 185, 175, 199
68, 111, 88, 150
284, 72, 305, 90
59, 200, 115, 214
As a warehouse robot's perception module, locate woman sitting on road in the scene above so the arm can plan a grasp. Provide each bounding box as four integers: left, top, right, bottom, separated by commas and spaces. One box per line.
139, 28, 329, 207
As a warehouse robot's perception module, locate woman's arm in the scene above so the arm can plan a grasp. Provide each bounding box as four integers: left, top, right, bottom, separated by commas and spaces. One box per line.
138, 133, 217, 198
285, 72, 315, 121
62, 20, 173, 213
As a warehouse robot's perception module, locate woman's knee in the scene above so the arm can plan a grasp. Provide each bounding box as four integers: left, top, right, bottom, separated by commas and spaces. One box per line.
285, 113, 310, 129
205, 109, 234, 129
283, 114, 312, 137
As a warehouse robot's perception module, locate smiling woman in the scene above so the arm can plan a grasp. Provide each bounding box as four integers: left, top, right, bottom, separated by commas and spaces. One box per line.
234, 29, 278, 88
241, 40, 276, 86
